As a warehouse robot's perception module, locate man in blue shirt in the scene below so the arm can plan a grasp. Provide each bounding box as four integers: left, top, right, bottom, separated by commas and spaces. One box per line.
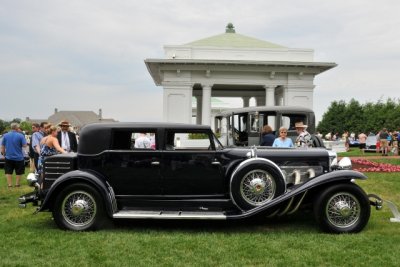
0, 123, 27, 188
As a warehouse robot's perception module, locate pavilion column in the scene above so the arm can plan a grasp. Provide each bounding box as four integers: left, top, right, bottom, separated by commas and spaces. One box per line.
242, 96, 250, 107
162, 84, 193, 124
264, 86, 275, 106
196, 96, 202, 125
282, 86, 289, 105
201, 85, 212, 126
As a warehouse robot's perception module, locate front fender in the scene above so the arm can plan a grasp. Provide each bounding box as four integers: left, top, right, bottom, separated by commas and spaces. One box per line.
227, 170, 367, 219
39, 170, 116, 217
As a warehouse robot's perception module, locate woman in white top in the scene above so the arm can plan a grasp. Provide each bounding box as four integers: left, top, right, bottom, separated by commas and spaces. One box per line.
272, 127, 294, 148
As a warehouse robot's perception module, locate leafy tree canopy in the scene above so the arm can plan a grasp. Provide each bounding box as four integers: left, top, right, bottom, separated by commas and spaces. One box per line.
317, 98, 400, 135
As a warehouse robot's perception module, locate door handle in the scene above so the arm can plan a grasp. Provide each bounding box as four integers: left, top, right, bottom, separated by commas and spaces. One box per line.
151, 161, 160, 166
212, 161, 221, 165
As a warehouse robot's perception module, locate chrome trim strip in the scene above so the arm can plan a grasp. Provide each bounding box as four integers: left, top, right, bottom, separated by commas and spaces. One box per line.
44, 162, 71, 165
113, 210, 226, 220
45, 169, 71, 170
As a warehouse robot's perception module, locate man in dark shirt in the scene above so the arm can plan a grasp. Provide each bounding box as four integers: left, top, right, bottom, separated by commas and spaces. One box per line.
57, 120, 78, 152
379, 128, 389, 156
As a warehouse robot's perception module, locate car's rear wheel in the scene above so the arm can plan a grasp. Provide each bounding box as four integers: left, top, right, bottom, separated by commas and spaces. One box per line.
231, 163, 285, 210
53, 183, 106, 231
314, 183, 370, 233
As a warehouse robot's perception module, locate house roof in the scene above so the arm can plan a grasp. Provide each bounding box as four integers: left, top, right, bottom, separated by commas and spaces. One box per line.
48, 111, 116, 129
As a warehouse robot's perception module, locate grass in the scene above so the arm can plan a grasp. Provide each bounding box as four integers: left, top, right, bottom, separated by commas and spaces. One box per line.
338, 147, 399, 158
1, 168, 400, 266
337, 147, 384, 157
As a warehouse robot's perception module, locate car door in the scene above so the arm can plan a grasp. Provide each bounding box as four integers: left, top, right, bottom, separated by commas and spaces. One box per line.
161, 129, 225, 197
101, 129, 162, 197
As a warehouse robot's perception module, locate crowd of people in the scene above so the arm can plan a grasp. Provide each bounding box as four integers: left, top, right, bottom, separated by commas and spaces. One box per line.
318, 128, 399, 155
1, 120, 78, 188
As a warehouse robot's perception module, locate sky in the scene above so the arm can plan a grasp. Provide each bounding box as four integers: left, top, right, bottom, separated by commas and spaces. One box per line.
1, 0, 399, 124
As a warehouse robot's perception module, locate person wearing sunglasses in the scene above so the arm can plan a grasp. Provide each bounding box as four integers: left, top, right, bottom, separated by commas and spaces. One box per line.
272, 127, 294, 148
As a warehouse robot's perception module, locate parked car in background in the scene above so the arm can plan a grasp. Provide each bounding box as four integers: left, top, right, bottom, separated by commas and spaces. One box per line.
19, 122, 382, 233
0, 137, 30, 167
349, 139, 360, 147
214, 106, 324, 147
365, 133, 377, 152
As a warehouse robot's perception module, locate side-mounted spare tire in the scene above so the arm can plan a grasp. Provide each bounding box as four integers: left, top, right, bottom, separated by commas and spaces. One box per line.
230, 161, 286, 210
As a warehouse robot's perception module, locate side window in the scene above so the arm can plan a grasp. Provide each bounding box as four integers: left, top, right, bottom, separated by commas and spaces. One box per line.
165, 131, 212, 150
112, 130, 156, 150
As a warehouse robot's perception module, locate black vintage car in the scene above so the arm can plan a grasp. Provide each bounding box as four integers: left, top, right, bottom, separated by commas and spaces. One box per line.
19, 122, 382, 233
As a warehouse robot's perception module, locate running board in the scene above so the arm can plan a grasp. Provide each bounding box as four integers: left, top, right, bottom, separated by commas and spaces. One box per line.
113, 210, 227, 220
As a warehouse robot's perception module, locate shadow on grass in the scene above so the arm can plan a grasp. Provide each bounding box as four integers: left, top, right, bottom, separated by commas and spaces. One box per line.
110, 211, 318, 234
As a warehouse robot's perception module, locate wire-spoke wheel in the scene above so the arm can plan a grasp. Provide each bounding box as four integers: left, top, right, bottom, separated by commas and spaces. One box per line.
326, 192, 361, 228
231, 163, 285, 210
240, 169, 276, 206
53, 183, 106, 231
61, 191, 97, 228
314, 183, 370, 233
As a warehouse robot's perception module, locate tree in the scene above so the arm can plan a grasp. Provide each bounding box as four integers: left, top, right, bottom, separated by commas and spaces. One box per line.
0, 119, 7, 134
317, 98, 400, 136
317, 100, 347, 135
19, 121, 32, 134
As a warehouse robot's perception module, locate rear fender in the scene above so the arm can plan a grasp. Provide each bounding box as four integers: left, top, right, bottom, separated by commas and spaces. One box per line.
39, 170, 117, 217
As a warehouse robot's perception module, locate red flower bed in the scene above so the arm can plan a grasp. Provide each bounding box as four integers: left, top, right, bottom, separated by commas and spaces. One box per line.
351, 158, 400, 172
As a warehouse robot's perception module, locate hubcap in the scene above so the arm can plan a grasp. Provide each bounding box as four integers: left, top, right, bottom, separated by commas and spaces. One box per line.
326, 192, 361, 228
61, 191, 97, 227
71, 199, 90, 216
240, 169, 276, 206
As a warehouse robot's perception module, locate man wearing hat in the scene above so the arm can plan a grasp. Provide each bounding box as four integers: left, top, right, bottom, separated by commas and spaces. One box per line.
57, 120, 78, 152
295, 121, 312, 148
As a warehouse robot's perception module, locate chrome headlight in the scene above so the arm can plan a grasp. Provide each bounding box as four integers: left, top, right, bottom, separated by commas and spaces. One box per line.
338, 157, 352, 170
26, 172, 38, 186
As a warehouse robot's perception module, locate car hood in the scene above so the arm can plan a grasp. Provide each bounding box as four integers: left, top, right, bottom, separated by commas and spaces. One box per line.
222, 146, 331, 161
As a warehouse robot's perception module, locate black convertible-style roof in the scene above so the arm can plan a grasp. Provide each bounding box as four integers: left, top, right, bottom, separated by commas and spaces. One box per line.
78, 122, 211, 154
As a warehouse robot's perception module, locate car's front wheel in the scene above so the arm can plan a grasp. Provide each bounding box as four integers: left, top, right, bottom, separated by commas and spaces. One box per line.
314, 183, 371, 233
53, 183, 106, 231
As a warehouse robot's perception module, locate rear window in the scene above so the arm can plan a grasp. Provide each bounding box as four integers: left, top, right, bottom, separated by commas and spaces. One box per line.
112, 130, 156, 150
165, 130, 212, 150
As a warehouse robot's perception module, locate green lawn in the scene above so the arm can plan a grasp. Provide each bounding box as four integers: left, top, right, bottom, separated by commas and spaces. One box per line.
338, 147, 399, 158
1, 169, 400, 266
